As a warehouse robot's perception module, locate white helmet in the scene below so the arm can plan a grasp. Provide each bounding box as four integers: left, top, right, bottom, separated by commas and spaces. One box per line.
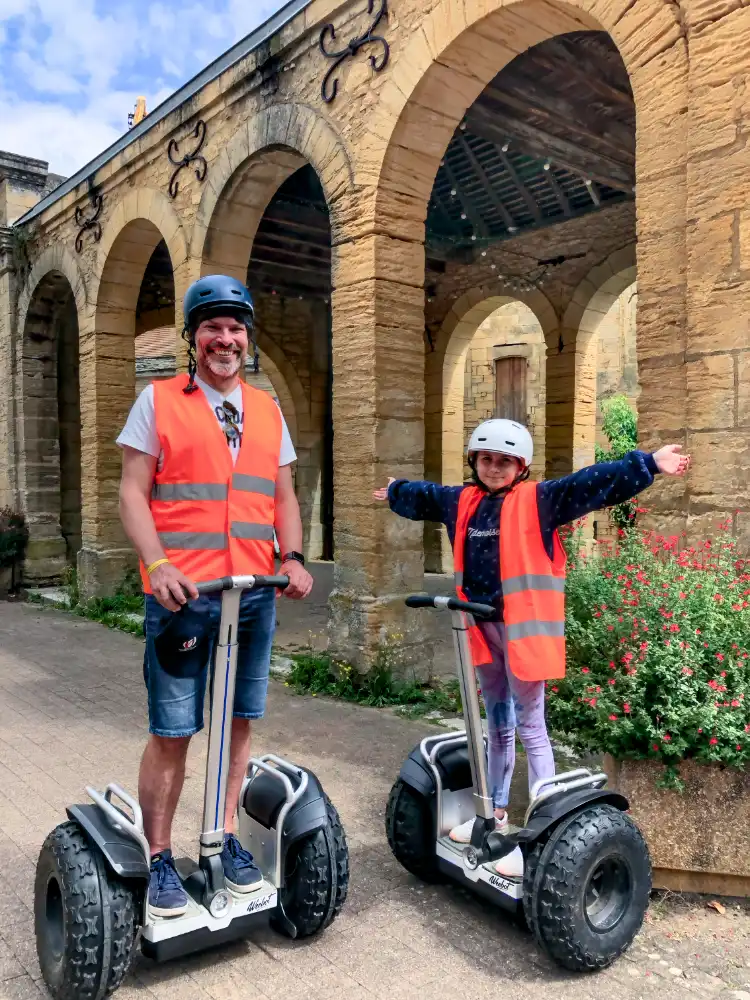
467, 419, 533, 468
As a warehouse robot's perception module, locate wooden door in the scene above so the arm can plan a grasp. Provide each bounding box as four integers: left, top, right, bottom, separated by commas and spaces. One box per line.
495, 356, 527, 422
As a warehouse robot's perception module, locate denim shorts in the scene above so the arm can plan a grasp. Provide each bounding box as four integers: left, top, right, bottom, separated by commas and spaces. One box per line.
143, 588, 276, 738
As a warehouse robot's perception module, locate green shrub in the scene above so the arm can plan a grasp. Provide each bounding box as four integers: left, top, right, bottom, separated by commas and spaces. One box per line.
549, 518, 750, 789
595, 395, 639, 530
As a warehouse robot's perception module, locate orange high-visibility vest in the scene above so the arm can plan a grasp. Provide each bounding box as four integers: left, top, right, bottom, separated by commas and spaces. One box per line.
140, 374, 282, 593
454, 481, 566, 681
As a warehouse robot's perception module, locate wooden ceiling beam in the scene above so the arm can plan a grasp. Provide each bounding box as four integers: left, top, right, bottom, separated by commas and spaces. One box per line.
458, 135, 519, 231
543, 169, 573, 217
442, 158, 488, 237
495, 146, 542, 222
465, 104, 634, 192
479, 85, 634, 163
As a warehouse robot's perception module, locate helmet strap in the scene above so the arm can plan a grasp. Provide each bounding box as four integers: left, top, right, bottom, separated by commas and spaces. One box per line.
181, 325, 199, 394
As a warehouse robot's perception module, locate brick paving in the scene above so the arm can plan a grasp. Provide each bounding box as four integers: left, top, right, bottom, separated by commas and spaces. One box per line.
1, 600, 750, 1000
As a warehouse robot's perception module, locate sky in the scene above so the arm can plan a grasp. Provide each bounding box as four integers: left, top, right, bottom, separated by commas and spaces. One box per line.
0, 0, 286, 178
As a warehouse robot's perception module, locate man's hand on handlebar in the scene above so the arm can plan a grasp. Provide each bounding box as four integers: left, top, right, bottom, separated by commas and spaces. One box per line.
280, 560, 313, 600
150, 563, 199, 612
373, 477, 396, 501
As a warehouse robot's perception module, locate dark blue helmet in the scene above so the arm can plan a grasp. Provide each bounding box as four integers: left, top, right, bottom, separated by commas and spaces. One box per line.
183, 275, 254, 335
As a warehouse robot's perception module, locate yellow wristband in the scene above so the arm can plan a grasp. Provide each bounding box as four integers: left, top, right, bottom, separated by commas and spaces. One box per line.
146, 558, 170, 575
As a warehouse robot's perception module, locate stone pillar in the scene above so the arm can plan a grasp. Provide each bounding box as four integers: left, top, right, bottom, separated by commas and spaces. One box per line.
328, 231, 431, 678
682, 10, 750, 546
77, 304, 138, 597
0, 229, 18, 511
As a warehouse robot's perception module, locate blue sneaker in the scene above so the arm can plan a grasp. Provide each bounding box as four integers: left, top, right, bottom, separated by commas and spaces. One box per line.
221, 833, 264, 893
149, 850, 188, 917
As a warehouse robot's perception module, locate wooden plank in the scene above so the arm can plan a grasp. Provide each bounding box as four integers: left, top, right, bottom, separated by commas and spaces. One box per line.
466, 103, 634, 192
544, 169, 573, 217
479, 85, 634, 165
442, 158, 488, 238
495, 147, 542, 222
458, 136, 518, 231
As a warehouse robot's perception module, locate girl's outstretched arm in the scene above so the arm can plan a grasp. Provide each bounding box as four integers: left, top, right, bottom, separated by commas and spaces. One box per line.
373, 477, 462, 525
539, 444, 690, 530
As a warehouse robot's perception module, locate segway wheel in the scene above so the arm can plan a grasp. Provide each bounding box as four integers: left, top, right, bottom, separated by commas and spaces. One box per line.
385, 779, 444, 884
525, 804, 651, 972
34, 820, 142, 1000
278, 794, 349, 938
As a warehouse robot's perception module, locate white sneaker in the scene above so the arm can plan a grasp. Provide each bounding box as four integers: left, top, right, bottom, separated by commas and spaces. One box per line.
449, 813, 509, 843
495, 846, 524, 878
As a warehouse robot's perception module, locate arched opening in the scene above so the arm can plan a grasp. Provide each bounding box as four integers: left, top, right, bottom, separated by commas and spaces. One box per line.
422, 29, 636, 490
202, 154, 333, 563
20, 271, 81, 582
425, 291, 550, 571
81, 215, 180, 595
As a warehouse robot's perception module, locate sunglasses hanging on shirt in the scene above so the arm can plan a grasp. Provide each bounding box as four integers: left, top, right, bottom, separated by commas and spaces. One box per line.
215, 400, 242, 447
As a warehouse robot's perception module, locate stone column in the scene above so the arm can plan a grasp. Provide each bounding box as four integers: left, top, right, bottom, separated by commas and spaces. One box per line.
683, 11, 750, 546
76, 303, 138, 598
328, 231, 431, 678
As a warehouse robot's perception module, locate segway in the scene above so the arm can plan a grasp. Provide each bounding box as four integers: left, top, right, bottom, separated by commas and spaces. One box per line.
386, 594, 651, 973
34, 575, 349, 1000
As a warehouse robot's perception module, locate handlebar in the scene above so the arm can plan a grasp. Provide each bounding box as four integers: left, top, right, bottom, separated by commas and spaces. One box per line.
405, 594, 495, 621
195, 574, 289, 595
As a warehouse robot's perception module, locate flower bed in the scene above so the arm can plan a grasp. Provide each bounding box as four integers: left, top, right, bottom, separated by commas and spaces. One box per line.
548, 518, 750, 790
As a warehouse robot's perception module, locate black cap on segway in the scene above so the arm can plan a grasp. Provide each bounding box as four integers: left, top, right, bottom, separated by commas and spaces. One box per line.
154, 598, 214, 677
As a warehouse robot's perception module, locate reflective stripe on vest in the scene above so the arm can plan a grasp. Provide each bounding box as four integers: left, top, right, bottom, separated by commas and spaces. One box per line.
142, 374, 282, 593
152, 474, 276, 502
454, 482, 567, 681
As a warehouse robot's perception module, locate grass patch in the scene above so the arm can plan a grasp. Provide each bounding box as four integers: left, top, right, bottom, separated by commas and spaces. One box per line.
287, 649, 468, 716
28, 568, 146, 636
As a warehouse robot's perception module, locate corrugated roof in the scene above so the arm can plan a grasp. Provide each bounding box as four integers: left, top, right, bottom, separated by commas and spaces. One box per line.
135, 327, 176, 358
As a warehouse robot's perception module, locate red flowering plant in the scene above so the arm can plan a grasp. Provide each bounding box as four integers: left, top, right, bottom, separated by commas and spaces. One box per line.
547, 517, 750, 791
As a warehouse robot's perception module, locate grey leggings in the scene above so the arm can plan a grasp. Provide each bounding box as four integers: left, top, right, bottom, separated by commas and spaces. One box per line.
475, 622, 556, 810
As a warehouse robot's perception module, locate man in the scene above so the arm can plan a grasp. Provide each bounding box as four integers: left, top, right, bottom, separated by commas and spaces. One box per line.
117, 275, 313, 917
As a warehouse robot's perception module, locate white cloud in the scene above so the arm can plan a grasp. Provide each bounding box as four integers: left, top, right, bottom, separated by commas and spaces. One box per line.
0, 0, 285, 177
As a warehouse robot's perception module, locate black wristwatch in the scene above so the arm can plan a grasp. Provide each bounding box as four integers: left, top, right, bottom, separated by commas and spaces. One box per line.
282, 551, 305, 567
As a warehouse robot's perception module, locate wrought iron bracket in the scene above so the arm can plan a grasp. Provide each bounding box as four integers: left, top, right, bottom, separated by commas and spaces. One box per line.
319, 0, 389, 104
168, 120, 208, 199
74, 191, 103, 253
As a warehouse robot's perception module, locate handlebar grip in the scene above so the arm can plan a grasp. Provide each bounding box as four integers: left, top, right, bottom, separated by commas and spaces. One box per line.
446, 597, 495, 620
252, 575, 289, 590
405, 595, 437, 609
404, 593, 496, 620
195, 577, 233, 594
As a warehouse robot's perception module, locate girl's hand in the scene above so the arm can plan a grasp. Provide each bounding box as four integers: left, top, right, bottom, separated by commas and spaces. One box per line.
373, 477, 396, 501
653, 444, 691, 476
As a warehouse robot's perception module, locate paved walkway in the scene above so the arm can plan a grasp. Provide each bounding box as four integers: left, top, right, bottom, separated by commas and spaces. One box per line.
1, 601, 750, 1000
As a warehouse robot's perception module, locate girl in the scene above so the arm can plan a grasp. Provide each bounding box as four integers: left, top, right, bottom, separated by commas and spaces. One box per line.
374, 419, 690, 876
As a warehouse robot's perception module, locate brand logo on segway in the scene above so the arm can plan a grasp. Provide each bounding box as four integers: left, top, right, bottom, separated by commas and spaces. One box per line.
489, 874, 512, 892
246, 893, 274, 914
180, 637, 198, 651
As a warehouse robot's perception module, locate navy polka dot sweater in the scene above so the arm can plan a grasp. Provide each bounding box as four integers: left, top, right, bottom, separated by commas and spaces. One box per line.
388, 450, 659, 622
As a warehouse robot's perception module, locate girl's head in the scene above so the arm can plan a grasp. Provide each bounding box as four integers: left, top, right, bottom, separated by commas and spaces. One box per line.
467, 419, 533, 493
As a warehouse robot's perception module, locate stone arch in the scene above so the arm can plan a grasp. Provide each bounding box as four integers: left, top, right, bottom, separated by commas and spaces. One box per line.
78, 200, 186, 596
192, 102, 354, 276
17, 267, 83, 583
369, 0, 684, 241
252, 331, 310, 447
18, 244, 88, 331
426, 285, 556, 570
562, 244, 637, 470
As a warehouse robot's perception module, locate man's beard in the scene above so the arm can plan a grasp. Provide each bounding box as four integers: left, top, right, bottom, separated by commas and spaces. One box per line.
199, 345, 245, 379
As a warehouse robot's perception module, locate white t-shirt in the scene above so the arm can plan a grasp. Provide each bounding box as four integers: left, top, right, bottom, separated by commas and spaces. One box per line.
116, 375, 297, 468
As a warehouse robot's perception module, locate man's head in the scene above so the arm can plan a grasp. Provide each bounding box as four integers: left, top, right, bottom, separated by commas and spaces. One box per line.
182, 276, 255, 390
467, 419, 534, 493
